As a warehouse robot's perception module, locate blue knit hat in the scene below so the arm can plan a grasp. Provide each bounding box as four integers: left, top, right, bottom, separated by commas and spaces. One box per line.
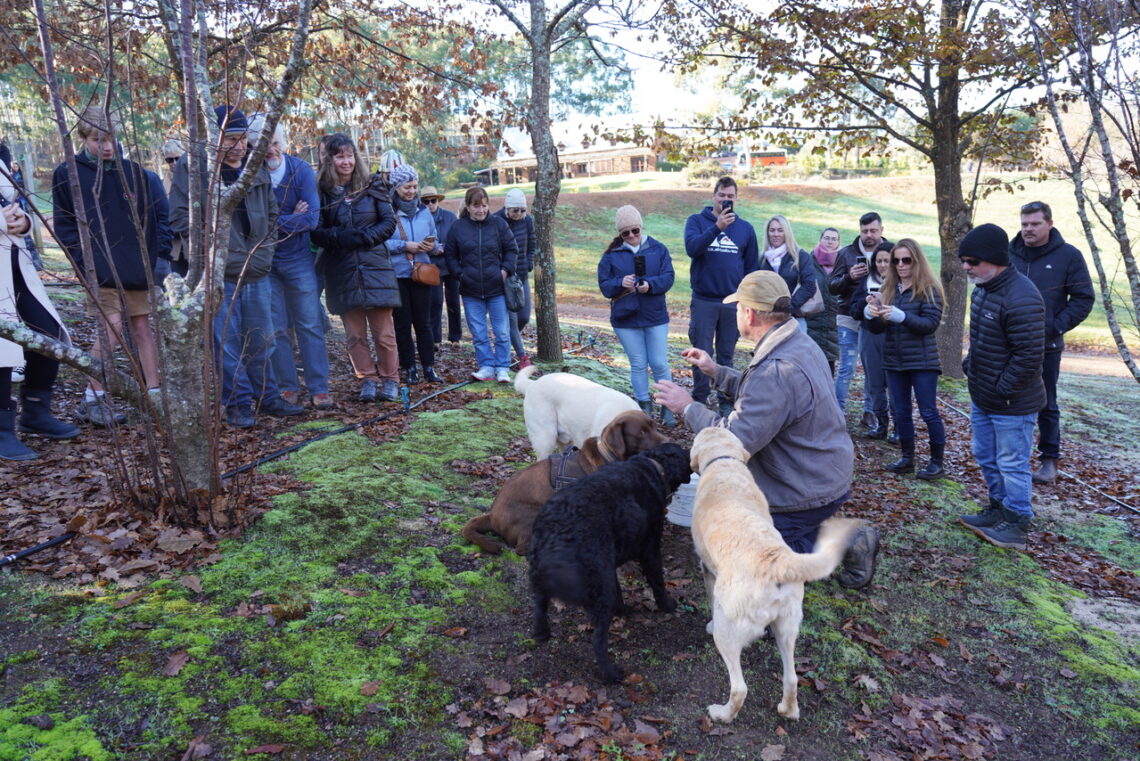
388, 164, 418, 190
214, 105, 249, 135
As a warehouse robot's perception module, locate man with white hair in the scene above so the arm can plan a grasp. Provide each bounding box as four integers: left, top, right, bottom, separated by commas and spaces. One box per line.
249, 115, 331, 409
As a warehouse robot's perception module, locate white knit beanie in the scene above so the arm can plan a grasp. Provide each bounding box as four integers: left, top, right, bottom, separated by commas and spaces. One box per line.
615, 205, 643, 232
505, 189, 527, 209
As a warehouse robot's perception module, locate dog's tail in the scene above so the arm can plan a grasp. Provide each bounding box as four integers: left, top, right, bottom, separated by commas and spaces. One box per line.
773, 517, 861, 583
461, 513, 505, 554
513, 364, 540, 395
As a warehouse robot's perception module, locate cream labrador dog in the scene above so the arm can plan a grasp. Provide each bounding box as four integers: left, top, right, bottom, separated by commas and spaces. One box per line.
514, 365, 640, 459
689, 426, 859, 723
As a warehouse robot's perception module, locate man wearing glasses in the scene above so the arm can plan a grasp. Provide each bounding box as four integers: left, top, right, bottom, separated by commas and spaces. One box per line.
1008, 201, 1094, 485
683, 176, 759, 417
957, 223, 1046, 551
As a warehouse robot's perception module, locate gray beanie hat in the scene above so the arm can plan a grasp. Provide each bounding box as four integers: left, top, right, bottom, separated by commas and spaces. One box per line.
388, 164, 418, 190
615, 205, 643, 233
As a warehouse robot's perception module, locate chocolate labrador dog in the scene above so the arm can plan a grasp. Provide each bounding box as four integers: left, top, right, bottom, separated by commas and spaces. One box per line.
461, 410, 666, 555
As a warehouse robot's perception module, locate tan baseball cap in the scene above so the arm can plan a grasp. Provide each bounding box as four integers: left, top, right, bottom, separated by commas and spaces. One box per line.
420, 186, 445, 202
722, 270, 791, 311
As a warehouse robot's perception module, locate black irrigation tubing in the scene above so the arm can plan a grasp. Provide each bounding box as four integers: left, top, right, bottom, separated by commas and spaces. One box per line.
221, 331, 600, 481
936, 396, 1140, 516
0, 332, 605, 567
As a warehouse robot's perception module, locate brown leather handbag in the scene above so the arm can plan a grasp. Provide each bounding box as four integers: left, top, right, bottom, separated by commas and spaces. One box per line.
396, 217, 441, 286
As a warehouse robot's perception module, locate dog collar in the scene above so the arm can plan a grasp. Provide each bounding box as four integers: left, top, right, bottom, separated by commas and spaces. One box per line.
596, 437, 619, 463
704, 455, 743, 468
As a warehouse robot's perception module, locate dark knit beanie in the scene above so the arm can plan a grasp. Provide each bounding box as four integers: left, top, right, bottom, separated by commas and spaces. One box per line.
958, 223, 1010, 266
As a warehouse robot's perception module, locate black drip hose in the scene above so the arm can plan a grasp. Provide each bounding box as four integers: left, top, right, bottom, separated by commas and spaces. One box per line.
0, 532, 77, 569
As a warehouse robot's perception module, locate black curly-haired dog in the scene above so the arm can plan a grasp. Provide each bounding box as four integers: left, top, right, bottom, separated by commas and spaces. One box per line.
528, 442, 692, 683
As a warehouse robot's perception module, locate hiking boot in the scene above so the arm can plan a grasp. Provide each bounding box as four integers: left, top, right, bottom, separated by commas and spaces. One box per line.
0, 408, 38, 461
977, 507, 1032, 551
311, 393, 334, 410
886, 438, 915, 473
79, 396, 127, 427
280, 390, 300, 406
405, 365, 420, 385
517, 354, 533, 370
495, 368, 512, 383
1032, 458, 1058, 485
959, 497, 1004, 532
887, 428, 899, 445
359, 379, 379, 401
423, 365, 443, 384
865, 414, 889, 440
916, 443, 945, 480
17, 389, 80, 439
472, 366, 495, 381
379, 379, 399, 402
861, 410, 877, 428
261, 396, 305, 417
837, 524, 880, 590
225, 405, 256, 428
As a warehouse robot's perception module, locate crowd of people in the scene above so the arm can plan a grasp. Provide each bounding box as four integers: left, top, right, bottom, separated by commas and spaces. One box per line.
2, 113, 1096, 556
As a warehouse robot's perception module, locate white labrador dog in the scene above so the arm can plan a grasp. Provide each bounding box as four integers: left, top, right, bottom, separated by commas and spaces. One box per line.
514, 365, 640, 459
689, 426, 859, 723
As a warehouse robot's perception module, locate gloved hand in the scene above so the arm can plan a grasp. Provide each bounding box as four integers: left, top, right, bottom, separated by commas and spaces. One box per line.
887, 305, 906, 323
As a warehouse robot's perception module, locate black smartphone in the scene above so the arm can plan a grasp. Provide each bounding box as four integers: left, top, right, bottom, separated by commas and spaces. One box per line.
634, 254, 646, 281
722, 200, 733, 214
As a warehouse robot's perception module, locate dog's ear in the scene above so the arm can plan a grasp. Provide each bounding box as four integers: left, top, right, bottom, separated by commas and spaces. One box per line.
602, 416, 629, 459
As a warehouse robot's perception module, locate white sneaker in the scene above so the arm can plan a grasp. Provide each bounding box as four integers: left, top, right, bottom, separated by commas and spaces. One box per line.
495, 368, 511, 383
11, 364, 25, 383
471, 366, 495, 381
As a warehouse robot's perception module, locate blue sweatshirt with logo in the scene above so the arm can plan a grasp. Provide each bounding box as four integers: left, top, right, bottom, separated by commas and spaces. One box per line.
683, 207, 760, 300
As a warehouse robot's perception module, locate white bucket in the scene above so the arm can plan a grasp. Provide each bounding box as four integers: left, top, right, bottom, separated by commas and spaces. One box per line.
667, 474, 700, 527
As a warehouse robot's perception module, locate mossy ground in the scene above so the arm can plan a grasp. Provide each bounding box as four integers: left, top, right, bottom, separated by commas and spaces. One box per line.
2, 353, 1137, 761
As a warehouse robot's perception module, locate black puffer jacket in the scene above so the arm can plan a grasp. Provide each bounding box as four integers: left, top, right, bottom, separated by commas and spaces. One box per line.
1008, 228, 1094, 353
445, 214, 518, 300
805, 258, 838, 364
964, 267, 1046, 415
312, 181, 399, 315
864, 285, 942, 373
828, 237, 894, 316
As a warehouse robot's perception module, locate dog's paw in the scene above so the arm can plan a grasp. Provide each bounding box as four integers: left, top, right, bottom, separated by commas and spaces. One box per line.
708, 703, 736, 723
777, 698, 800, 720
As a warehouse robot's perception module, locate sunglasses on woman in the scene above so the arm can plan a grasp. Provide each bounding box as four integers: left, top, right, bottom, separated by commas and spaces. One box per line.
893, 256, 913, 265
620, 227, 641, 238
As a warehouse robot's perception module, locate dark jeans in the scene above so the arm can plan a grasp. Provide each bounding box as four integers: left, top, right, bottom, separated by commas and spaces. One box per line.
885, 368, 945, 445
431, 274, 463, 344
1038, 350, 1062, 460
395, 278, 435, 368
1, 245, 64, 407
508, 273, 533, 358
860, 329, 889, 418
772, 493, 848, 554
688, 296, 739, 405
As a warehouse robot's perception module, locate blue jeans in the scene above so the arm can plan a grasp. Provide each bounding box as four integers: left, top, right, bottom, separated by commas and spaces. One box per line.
614, 324, 671, 402
835, 324, 859, 411
688, 296, 739, 404
269, 253, 331, 395
215, 277, 279, 410
464, 294, 510, 370
970, 403, 1036, 518
886, 369, 945, 444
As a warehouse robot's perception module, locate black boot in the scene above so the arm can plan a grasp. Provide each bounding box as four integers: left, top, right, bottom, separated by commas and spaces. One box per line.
1032, 458, 1058, 484
886, 427, 899, 445
886, 438, 914, 473
405, 365, 420, 385
17, 388, 80, 439
916, 443, 945, 480
0, 408, 38, 461
959, 497, 1004, 533
865, 414, 889, 440
422, 365, 442, 383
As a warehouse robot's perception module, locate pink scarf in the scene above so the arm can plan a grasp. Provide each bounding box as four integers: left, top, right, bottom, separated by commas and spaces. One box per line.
813, 244, 837, 274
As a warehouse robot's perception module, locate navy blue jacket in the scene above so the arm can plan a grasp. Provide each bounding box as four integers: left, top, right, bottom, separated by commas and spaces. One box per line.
431, 207, 458, 276
683, 207, 760, 299
759, 248, 818, 317
270, 154, 320, 262
444, 214, 518, 300
864, 285, 943, 373
1009, 228, 1094, 353
312, 181, 399, 314
494, 208, 536, 273
52, 151, 171, 290
829, 237, 895, 316
964, 267, 1046, 415
598, 236, 674, 329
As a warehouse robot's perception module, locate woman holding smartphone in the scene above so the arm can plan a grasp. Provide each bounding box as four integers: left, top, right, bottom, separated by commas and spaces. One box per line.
386, 164, 443, 385
863, 238, 946, 478
758, 214, 818, 333
850, 244, 893, 439
597, 205, 676, 426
